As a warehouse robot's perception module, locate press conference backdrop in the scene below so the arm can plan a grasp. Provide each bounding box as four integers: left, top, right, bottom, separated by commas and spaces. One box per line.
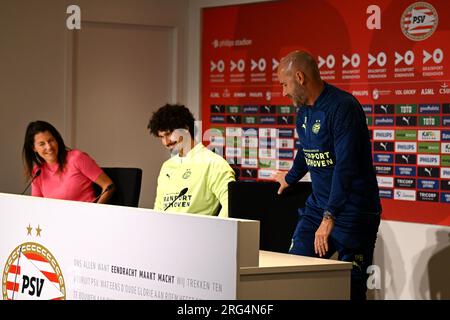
201, 0, 450, 226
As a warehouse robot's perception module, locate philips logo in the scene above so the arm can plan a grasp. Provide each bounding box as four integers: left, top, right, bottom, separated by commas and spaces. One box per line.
395, 142, 417, 153
374, 130, 394, 141
442, 168, 450, 178
418, 155, 440, 166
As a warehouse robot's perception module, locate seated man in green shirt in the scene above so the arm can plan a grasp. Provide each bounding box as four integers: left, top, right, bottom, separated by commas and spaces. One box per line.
147, 104, 235, 217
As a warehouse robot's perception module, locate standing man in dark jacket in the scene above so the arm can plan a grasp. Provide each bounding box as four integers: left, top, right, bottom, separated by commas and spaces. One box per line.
274, 50, 382, 300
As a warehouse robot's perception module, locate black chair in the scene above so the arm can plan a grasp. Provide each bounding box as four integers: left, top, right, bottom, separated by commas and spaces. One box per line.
94, 167, 142, 207
228, 181, 312, 253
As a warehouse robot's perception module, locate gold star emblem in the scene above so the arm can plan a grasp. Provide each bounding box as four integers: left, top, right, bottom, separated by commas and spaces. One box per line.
26, 224, 33, 236
36, 225, 42, 237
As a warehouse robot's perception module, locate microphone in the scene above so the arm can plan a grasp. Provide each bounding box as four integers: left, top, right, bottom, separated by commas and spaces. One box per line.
21, 169, 42, 195
164, 187, 188, 211
93, 183, 114, 203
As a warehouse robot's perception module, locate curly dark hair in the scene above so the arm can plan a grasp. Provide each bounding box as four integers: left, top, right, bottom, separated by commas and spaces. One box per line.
147, 104, 195, 138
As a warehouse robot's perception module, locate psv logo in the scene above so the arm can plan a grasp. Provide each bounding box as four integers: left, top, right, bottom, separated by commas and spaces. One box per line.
2, 242, 65, 300
400, 2, 438, 41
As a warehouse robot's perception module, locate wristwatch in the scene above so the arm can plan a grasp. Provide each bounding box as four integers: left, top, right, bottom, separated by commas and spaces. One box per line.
323, 210, 335, 221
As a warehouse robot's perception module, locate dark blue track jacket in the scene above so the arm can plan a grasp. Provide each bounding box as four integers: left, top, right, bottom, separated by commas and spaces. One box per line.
285, 82, 381, 218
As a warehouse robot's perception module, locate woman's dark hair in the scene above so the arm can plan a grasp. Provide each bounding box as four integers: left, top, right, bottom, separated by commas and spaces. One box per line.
22, 121, 68, 178
147, 104, 195, 138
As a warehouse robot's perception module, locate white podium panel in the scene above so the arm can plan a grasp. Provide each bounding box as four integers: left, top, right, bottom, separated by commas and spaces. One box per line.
0, 193, 259, 300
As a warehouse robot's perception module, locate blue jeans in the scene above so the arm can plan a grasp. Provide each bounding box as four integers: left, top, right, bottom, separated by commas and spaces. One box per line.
289, 207, 381, 300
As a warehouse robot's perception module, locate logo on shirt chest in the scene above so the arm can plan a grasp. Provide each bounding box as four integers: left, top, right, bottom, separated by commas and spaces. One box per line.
312, 120, 321, 134
182, 169, 191, 179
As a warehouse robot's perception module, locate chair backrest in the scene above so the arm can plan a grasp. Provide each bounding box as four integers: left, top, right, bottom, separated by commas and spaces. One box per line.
228, 181, 312, 253
94, 167, 142, 207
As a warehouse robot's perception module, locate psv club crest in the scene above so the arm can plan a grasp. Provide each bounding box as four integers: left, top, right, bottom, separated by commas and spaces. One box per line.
401, 2, 438, 41
2, 226, 66, 300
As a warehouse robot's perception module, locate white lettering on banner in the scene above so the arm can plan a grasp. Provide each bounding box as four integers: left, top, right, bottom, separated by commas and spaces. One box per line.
377, 176, 394, 188
442, 168, 450, 178
374, 130, 395, 141
418, 155, 440, 166
395, 142, 417, 153
442, 143, 450, 154
418, 130, 440, 141
394, 189, 416, 201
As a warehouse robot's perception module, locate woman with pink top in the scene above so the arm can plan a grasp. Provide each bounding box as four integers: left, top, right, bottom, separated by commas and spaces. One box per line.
22, 120, 115, 203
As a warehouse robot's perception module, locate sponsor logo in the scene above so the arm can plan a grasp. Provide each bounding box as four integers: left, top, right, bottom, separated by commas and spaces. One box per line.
259, 148, 276, 159
400, 2, 438, 42
418, 166, 439, 177
395, 178, 416, 188
418, 154, 440, 166
303, 150, 334, 167
418, 130, 440, 141
395, 116, 417, 126
278, 129, 294, 138
379, 189, 393, 199
227, 106, 241, 113
395, 166, 416, 176
395, 142, 417, 153
242, 128, 258, 137
260, 105, 276, 114
241, 158, 258, 168
377, 176, 394, 188
259, 128, 277, 138
443, 116, 450, 126
441, 193, 450, 203
277, 139, 294, 149
375, 165, 393, 175
277, 106, 294, 114
277, 160, 293, 170
277, 116, 294, 125
241, 168, 257, 178
375, 154, 394, 163
375, 104, 394, 114
396, 104, 417, 114
419, 104, 440, 113
441, 85, 450, 96
362, 105, 373, 114
278, 149, 294, 159
442, 168, 450, 179
442, 131, 450, 141
243, 105, 259, 113
375, 117, 394, 126
442, 155, 450, 166
211, 116, 226, 123
420, 116, 440, 126
395, 154, 417, 164
225, 147, 242, 158
396, 130, 417, 141
243, 116, 257, 124
226, 115, 242, 124
441, 180, 450, 191
418, 191, 439, 202
210, 105, 225, 113
374, 130, 395, 141
259, 116, 276, 125
2, 240, 66, 300
259, 138, 276, 148
259, 159, 276, 169
241, 137, 258, 148
418, 142, 440, 154
394, 189, 416, 201
444, 103, 450, 113
418, 179, 439, 190
226, 127, 243, 137
258, 169, 274, 180
374, 142, 394, 151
